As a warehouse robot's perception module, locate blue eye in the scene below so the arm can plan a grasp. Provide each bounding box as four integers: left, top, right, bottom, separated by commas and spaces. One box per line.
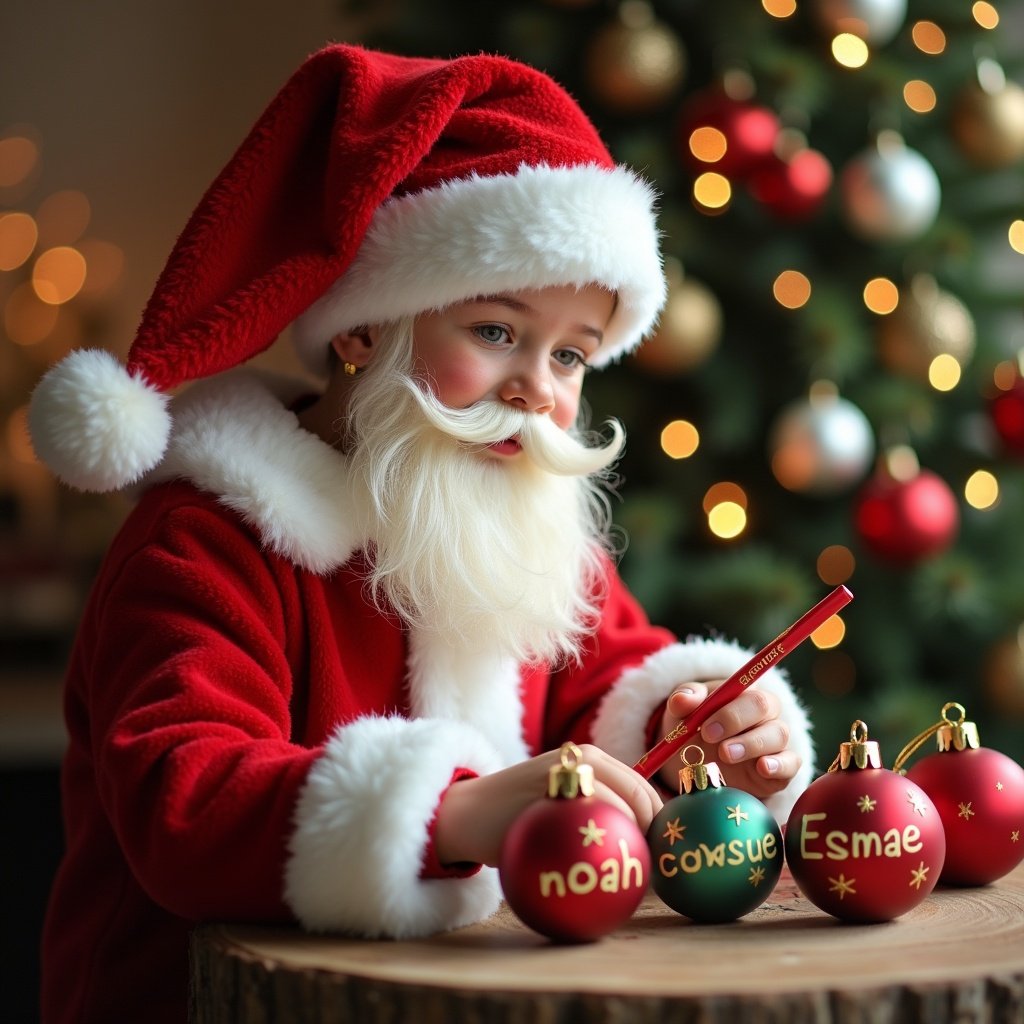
474, 324, 510, 345
554, 349, 587, 370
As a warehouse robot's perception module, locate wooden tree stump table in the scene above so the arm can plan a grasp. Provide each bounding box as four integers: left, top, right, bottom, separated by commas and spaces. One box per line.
191, 864, 1024, 1023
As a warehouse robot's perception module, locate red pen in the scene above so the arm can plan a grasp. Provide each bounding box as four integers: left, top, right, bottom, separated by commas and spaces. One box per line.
632, 585, 854, 779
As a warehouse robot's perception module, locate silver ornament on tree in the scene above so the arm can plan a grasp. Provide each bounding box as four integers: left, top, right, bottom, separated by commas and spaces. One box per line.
840, 131, 941, 243
768, 381, 875, 495
811, 0, 907, 46
876, 275, 976, 382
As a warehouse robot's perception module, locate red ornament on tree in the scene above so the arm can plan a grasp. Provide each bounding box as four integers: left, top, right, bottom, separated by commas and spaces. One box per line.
748, 144, 833, 221
785, 721, 946, 922
854, 446, 958, 564
894, 702, 1024, 886
498, 743, 650, 942
989, 367, 1024, 456
678, 85, 779, 181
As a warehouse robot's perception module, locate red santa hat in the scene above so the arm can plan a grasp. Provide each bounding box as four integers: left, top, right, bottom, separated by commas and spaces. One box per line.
29, 44, 666, 493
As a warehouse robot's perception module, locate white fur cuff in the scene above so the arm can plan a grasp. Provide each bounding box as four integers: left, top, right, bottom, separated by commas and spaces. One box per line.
285, 715, 504, 938
591, 637, 816, 821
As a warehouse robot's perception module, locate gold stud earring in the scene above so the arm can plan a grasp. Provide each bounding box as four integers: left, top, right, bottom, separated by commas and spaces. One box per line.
343, 361, 357, 376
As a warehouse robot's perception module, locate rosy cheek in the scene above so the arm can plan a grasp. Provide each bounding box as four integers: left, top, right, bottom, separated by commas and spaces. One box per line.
431, 358, 489, 409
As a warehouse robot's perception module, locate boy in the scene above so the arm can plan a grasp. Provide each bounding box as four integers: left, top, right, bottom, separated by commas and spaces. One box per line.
29, 45, 813, 1023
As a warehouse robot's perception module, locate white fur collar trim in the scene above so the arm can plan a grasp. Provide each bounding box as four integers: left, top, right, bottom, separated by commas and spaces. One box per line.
144, 370, 362, 574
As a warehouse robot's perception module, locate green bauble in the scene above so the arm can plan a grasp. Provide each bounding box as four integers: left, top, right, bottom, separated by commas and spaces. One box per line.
646, 755, 783, 922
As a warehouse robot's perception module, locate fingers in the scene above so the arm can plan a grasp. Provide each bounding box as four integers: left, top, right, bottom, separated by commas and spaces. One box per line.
699, 686, 781, 748
665, 682, 709, 719
577, 744, 663, 831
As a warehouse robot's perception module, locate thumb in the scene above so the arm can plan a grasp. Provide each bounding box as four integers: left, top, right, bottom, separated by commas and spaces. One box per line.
666, 682, 709, 719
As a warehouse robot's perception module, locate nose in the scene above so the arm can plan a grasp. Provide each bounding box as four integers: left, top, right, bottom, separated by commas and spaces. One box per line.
498, 356, 556, 415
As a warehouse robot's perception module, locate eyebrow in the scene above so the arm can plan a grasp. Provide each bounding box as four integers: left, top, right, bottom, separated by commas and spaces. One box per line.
468, 293, 606, 343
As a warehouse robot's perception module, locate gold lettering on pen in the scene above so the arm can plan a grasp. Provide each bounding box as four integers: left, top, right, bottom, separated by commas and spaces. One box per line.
738, 642, 785, 686
665, 721, 689, 742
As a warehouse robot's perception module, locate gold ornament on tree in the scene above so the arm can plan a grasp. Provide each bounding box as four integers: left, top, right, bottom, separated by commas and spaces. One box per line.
876, 274, 976, 382
632, 258, 721, 374
950, 58, 1024, 169
584, 0, 686, 114
983, 625, 1024, 719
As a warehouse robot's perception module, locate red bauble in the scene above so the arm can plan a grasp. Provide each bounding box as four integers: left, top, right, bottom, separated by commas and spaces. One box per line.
785, 722, 946, 922
748, 147, 833, 221
498, 745, 650, 942
678, 87, 779, 181
898, 705, 1024, 886
990, 376, 1024, 456
854, 453, 959, 564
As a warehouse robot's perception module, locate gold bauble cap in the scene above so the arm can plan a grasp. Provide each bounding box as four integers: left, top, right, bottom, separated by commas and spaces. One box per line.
548, 742, 595, 799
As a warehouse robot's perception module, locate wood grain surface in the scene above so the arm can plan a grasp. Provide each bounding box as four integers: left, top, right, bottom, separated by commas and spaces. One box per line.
190, 864, 1024, 1023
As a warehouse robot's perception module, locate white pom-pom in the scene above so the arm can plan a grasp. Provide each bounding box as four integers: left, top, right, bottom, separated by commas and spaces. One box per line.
28, 349, 171, 492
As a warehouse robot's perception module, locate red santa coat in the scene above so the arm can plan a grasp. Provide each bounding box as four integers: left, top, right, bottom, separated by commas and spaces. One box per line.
41, 371, 814, 1023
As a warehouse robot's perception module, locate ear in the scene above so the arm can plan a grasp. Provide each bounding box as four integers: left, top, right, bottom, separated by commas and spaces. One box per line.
329, 325, 379, 369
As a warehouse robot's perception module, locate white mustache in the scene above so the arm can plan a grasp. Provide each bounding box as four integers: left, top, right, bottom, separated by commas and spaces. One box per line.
404, 380, 625, 477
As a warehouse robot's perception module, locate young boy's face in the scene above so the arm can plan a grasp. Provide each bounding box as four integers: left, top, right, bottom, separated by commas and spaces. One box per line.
410, 283, 616, 451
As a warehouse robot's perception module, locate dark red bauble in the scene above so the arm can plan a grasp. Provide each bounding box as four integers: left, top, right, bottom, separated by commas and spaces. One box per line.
908, 746, 1024, 886
678, 88, 780, 180
498, 746, 650, 942
990, 377, 1024, 456
748, 147, 833, 221
785, 724, 945, 922
854, 466, 959, 564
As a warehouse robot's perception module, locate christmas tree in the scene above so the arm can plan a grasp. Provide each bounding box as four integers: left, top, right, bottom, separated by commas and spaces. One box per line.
348, 0, 1024, 760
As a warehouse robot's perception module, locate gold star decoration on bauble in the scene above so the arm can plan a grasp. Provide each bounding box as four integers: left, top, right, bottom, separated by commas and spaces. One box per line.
726, 803, 749, 826
662, 817, 687, 845
996, 781, 1004, 791
857, 794, 877, 813
958, 801, 975, 821
906, 790, 929, 817
578, 818, 607, 847
1012, 830, 1020, 843
829, 874, 857, 900
909, 862, 930, 890
748, 865, 767, 887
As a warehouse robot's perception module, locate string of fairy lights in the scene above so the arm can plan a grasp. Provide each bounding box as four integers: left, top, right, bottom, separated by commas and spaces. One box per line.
643, 0, 1024, 654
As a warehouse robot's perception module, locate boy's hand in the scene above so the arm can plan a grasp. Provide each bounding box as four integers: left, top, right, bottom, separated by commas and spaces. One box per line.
656, 681, 800, 800
434, 744, 663, 868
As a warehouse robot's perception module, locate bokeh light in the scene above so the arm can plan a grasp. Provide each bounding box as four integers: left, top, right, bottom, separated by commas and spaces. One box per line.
832, 34, 869, 68
707, 501, 747, 539
660, 419, 700, 459
0, 212, 38, 271
32, 246, 87, 305
773, 269, 811, 309
912, 20, 946, 54
903, 80, 937, 113
928, 353, 961, 391
693, 172, 731, 212
0, 135, 39, 188
817, 544, 856, 586
36, 189, 91, 247
965, 469, 999, 510
993, 360, 1020, 391
761, 0, 796, 17
5, 281, 60, 345
811, 614, 846, 649
863, 276, 899, 314
689, 126, 728, 163
703, 481, 748, 513
1009, 220, 1024, 254
972, 2, 999, 29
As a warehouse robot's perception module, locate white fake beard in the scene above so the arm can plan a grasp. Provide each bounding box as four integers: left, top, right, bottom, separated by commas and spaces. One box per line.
345, 319, 625, 665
